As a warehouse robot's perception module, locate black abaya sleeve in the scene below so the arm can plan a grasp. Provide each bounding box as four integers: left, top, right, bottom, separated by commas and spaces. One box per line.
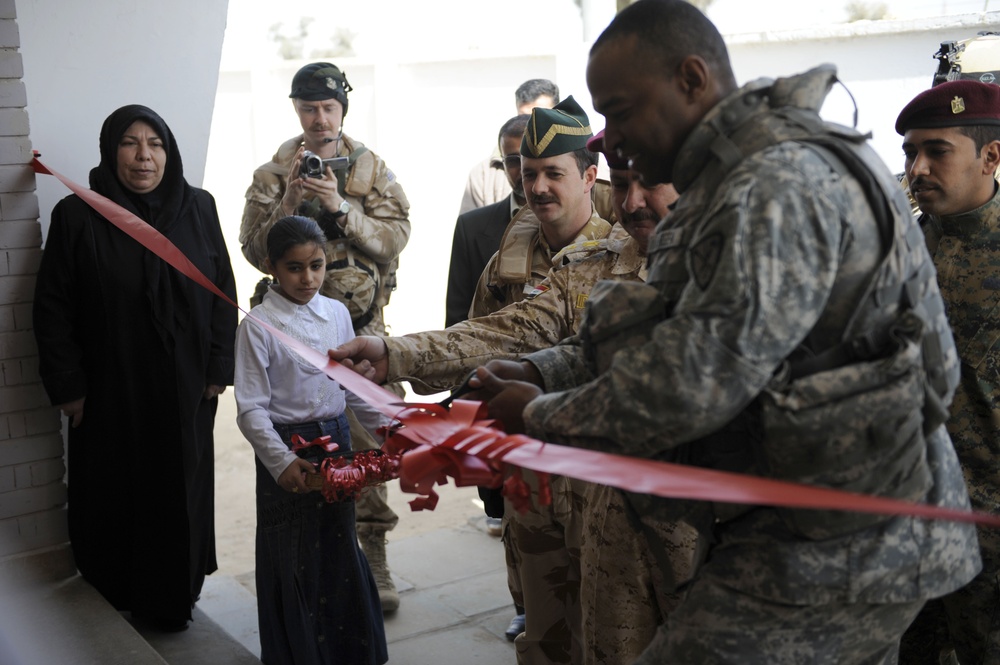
33, 196, 91, 405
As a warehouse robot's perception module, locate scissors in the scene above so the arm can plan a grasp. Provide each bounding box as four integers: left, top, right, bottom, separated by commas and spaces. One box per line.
437, 370, 479, 409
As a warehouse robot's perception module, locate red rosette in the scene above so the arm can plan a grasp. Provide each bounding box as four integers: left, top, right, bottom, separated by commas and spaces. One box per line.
289, 433, 403, 502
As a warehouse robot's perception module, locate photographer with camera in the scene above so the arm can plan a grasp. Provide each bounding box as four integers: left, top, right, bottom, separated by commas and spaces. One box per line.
239, 61, 411, 613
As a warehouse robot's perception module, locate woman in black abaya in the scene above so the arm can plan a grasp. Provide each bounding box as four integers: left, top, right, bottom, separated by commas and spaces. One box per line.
33, 105, 237, 630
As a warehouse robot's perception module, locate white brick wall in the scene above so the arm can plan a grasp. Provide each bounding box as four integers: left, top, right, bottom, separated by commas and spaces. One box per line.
0, 1, 68, 572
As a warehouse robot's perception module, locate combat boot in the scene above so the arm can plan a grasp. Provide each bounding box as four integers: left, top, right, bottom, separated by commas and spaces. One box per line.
359, 527, 399, 613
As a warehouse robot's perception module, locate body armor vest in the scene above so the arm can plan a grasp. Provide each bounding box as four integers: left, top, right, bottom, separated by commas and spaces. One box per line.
583, 66, 959, 539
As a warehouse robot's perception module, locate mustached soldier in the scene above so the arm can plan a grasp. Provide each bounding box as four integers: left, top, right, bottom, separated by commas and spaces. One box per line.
239, 62, 410, 612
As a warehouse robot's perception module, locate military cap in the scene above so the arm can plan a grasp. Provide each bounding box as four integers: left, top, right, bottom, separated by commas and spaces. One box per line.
521, 95, 593, 158
289, 62, 353, 115
895, 80, 1000, 135
587, 129, 629, 169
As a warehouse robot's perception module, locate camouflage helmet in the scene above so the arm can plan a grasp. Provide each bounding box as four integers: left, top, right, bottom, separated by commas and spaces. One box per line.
932, 32, 1000, 86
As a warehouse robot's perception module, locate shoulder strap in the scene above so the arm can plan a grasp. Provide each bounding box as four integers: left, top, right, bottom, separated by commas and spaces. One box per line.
336, 146, 370, 197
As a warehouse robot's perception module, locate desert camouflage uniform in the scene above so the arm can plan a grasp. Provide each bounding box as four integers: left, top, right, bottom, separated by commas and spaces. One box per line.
469, 205, 611, 319
474, 204, 610, 665
389, 203, 609, 664
387, 225, 698, 664
240, 133, 410, 538
900, 188, 1000, 665
521, 67, 981, 663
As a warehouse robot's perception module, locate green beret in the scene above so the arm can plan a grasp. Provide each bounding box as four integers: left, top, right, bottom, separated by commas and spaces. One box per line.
521, 95, 593, 158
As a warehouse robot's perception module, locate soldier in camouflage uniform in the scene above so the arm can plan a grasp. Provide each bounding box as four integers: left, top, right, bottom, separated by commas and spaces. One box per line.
457, 97, 607, 665
239, 62, 410, 612
467, 2, 982, 662
334, 98, 618, 665
468, 96, 612, 320
334, 145, 696, 664
896, 81, 1000, 665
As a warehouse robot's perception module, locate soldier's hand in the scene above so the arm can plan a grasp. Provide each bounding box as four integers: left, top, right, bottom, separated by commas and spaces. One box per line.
468, 365, 544, 435
470, 359, 544, 388
329, 336, 390, 384
300, 165, 346, 215
280, 146, 307, 216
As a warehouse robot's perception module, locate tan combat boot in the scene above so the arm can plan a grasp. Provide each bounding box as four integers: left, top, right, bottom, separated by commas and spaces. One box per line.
359, 528, 399, 613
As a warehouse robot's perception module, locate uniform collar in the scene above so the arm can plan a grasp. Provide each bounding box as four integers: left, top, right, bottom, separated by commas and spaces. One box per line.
933, 183, 1000, 240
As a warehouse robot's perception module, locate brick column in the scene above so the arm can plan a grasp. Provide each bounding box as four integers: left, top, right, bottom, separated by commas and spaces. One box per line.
0, 0, 73, 580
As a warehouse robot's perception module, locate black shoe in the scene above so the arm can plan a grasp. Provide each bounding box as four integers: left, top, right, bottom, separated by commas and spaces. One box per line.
505, 613, 525, 642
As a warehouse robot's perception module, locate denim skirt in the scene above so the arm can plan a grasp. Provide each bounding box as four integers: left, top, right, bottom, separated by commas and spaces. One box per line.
255, 414, 387, 665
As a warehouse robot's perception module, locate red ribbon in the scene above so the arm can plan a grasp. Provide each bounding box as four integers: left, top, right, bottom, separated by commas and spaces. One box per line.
32, 153, 1000, 528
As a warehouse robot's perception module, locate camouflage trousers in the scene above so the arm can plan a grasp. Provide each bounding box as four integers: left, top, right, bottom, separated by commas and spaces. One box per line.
580, 485, 701, 665
635, 568, 924, 664
503, 474, 702, 665
349, 310, 402, 535
504, 472, 584, 665
899, 524, 1000, 665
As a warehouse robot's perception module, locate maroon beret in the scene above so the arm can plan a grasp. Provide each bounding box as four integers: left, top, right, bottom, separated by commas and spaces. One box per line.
587, 129, 629, 169
895, 80, 1000, 135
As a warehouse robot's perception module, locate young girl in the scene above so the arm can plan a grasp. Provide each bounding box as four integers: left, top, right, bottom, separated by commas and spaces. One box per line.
235, 216, 389, 665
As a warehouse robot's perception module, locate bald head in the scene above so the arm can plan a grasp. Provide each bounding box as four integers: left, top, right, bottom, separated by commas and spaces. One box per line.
591, 0, 737, 93
587, 0, 737, 185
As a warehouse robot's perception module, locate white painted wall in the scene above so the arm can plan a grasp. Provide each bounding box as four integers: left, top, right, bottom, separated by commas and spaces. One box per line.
16, 0, 229, 238
206, 11, 1000, 360
725, 14, 1000, 174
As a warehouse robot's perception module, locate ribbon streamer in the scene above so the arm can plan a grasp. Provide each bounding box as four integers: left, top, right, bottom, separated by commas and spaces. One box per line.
31, 154, 1000, 528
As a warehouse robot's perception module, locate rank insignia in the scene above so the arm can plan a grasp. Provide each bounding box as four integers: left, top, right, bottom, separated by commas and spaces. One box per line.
951, 96, 966, 114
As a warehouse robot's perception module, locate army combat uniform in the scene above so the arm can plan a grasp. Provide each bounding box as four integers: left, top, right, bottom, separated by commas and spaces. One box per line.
239, 131, 410, 607
520, 66, 981, 663
388, 224, 697, 664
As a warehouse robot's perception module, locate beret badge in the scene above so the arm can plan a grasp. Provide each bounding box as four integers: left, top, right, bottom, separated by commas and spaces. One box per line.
951, 96, 966, 114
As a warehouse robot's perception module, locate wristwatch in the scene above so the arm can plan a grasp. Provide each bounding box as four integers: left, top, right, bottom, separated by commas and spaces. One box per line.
335, 199, 352, 217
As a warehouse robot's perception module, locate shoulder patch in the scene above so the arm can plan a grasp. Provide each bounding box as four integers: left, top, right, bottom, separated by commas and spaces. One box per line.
690, 232, 723, 291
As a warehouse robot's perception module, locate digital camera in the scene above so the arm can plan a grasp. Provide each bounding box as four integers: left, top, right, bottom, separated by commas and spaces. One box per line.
300, 151, 350, 178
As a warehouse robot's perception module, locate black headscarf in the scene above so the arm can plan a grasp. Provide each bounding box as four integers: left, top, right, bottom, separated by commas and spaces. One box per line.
89, 104, 194, 346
